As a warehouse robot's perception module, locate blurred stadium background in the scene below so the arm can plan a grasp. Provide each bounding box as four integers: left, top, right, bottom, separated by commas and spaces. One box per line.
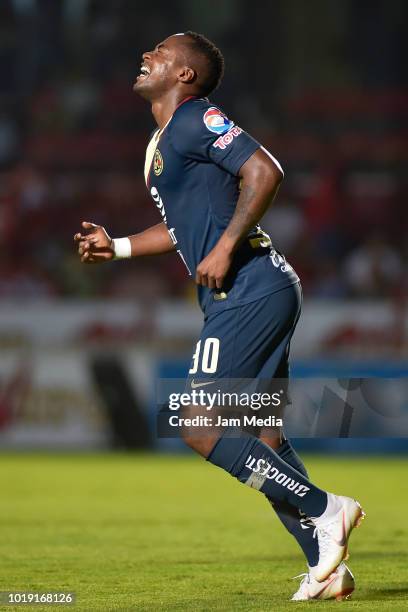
0, 0, 407, 454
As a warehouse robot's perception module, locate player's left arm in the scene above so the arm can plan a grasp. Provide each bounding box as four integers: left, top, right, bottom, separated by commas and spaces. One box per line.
196, 148, 283, 289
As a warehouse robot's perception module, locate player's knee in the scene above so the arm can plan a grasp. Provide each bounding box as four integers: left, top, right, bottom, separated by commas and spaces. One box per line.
181, 431, 213, 457
179, 404, 222, 457
181, 429, 220, 458
181, 431, 200, 453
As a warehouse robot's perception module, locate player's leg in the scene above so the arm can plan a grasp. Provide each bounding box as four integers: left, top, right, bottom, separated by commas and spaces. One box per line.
201, 284, 320, 567
183, 414, 363, 582
203, 418, 364, 582
259, 435, 355, 601
259, 431, 356, 599
255, 325, 320, 571
182, 287, 364, 581
261, 434, 320, 569
230, 288, 363, 582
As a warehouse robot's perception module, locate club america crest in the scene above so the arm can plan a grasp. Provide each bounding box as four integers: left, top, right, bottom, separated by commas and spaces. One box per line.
153, 149, 163, 176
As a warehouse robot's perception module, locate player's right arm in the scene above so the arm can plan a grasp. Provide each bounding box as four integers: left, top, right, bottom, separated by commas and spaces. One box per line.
74, 221, 175, 264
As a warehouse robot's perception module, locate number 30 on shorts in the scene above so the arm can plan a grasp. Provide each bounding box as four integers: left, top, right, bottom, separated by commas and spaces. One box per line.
189, 338, 220, 374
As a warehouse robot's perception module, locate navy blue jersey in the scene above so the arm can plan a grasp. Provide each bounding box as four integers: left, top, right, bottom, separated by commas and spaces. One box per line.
144, 97, 299, 314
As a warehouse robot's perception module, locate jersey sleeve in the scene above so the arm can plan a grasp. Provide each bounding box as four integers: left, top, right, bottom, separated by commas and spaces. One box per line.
169, 101, 260, 176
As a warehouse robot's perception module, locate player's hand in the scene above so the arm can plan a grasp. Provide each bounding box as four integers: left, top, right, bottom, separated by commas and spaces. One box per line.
195, 243, 233, 289
74, 221, 115, 264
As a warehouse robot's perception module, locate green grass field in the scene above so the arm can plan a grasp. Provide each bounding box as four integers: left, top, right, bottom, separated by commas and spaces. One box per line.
0, 453, 407, 611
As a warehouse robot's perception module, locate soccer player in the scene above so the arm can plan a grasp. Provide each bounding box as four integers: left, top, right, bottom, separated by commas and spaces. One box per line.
74, 32, 363, 601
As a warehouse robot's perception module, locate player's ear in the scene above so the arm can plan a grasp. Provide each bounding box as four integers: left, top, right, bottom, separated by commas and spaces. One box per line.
178, 66, 196, 85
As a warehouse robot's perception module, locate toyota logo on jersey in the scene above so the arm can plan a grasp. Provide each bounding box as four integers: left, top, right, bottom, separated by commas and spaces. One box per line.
203, 107, 234, 135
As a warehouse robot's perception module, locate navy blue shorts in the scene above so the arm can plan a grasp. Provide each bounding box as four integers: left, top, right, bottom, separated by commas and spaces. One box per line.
187, 282, 302, 385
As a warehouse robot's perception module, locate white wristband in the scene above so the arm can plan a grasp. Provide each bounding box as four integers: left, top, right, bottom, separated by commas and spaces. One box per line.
113, 237, 132, 259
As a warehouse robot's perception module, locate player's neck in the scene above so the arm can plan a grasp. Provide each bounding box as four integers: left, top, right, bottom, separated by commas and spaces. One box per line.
151, 91, 195, 129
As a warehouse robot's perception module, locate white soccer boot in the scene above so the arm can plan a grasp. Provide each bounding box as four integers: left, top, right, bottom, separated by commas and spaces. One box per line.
311, 495, 365, 582
291, 563, 355, 601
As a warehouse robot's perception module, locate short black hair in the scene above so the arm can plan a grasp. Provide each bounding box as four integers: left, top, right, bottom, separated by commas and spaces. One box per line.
183, 31, 224, 96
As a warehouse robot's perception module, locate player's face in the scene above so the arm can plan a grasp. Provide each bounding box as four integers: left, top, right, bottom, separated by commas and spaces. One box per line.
133, 35, 188, 100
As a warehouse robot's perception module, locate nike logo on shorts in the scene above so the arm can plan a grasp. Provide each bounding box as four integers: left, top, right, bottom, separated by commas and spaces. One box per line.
190, 379, 216, 389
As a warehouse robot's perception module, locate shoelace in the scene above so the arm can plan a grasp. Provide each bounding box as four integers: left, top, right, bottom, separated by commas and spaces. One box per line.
313, 526, 332, 558
291, 573, 310, 597
292, 572, 310, 583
